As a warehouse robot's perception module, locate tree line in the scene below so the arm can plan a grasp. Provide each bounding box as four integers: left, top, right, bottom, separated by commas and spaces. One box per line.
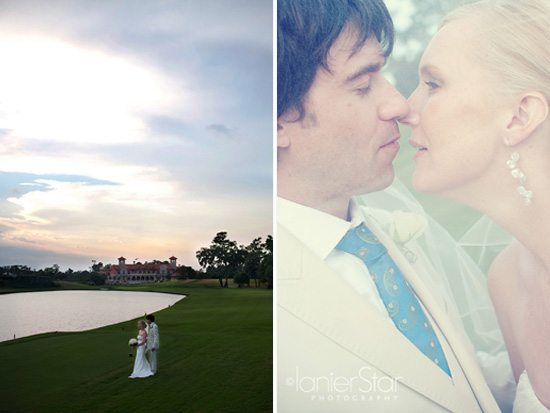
196, 232, 273, 289
0, 264, 103, 287
0, 232, 273, 289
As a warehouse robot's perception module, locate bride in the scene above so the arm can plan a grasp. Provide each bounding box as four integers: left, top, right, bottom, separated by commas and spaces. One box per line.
405, 0, 550, 410
129, 320, 154, 379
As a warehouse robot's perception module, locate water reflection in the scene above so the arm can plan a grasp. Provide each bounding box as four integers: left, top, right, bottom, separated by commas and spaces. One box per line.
0, 290, 185, 342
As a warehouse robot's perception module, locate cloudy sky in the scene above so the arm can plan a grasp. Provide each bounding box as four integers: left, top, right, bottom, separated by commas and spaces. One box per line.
0, 0, 273, 271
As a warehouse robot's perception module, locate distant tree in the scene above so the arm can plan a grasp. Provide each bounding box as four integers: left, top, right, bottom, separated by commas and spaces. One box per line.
204, 267, 220, 280
176, 265, 197, 280
196, 232, 244, 288
1, 265, 33, 278
243, 237, 264, 288
91, 262, 103, 273
196, 269, 208, 279
55, 268, 71, 281
90, 272, 106, 286
44, 264, 60, 279
259, 235, 273, 289
234, 269, 250, 288
67, 270, 91, 284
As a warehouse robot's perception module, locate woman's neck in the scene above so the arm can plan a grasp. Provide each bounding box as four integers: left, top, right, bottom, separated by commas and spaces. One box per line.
438, 142, 550, 271
489, 202, 550, 272
473, 168, 550, 272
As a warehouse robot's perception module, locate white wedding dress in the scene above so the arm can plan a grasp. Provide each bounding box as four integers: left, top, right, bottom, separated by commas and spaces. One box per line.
128, 335, 154, 379
513, 371, 550, 412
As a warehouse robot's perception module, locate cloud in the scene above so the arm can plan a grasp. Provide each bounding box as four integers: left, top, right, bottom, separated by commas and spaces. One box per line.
0, 35, 184, 146
0, 0, 273, 271
206, 124, 235, 138
0, 242, 93, 271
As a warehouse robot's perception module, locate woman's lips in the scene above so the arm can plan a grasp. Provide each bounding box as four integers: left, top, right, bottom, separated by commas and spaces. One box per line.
409, 139, 427, 151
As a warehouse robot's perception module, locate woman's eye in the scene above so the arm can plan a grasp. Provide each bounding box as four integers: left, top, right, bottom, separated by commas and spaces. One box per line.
424, 80, 439, 90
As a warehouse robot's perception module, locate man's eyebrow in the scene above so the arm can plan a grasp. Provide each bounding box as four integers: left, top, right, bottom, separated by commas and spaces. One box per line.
345, 57, 386, 84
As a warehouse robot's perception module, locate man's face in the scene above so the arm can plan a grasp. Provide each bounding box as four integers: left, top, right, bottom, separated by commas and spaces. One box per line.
278, 26, 410, 209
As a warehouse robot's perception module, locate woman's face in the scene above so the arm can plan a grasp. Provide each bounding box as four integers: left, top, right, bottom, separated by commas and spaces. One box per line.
407, 17, 507, 199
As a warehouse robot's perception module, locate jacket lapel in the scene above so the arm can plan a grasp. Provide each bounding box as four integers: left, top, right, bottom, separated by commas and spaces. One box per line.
278, 224, 477, 411
362, 215, 499, 412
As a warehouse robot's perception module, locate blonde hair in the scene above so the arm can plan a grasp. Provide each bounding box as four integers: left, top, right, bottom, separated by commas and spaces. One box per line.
442, 0, 550, 102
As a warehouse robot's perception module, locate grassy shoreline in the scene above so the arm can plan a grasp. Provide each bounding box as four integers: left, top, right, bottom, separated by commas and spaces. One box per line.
0, 277, 266, 295
1, 281, 273, 412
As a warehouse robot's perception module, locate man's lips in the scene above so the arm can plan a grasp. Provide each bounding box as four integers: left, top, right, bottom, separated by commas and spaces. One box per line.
380, 136, 400, 148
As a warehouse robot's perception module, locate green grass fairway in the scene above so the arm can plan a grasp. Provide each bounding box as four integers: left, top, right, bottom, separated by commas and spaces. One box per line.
1, 283, 273, 412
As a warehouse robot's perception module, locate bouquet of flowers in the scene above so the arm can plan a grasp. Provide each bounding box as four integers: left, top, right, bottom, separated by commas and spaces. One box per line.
128, 338, 138, 347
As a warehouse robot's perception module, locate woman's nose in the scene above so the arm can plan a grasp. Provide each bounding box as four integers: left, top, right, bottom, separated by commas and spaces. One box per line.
399, 86, 421, 126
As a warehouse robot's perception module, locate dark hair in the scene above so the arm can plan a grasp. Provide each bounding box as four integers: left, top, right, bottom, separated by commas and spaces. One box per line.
277, 0, 394, 120
146, 314, 155, 322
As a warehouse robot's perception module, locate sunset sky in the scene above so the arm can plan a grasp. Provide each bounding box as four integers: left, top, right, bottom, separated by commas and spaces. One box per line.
0, 0, 273, 271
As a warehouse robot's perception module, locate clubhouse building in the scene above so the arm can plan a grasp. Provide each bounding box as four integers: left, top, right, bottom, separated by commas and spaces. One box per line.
104, 256, 178, 285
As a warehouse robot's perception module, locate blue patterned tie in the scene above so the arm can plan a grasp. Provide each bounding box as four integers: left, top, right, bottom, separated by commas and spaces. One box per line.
336, 223, 451, 376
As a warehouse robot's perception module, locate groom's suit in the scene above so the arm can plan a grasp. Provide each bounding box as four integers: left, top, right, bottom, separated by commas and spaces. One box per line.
147, 322, 159, 373
277, 204, 501, 412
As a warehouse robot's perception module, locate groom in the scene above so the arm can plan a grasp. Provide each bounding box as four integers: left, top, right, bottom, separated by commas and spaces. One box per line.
277, 0, 501, 411
146, 314, 159, 374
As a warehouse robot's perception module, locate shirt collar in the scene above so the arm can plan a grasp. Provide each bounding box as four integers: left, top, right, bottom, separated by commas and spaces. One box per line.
277, 197, 365, 260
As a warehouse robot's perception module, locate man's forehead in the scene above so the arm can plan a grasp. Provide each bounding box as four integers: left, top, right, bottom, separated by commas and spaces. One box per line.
331, 24, 383, 56
326, 31, 385, 78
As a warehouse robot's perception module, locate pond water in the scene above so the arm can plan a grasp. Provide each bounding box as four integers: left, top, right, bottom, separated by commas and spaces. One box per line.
0, 290, 185, 342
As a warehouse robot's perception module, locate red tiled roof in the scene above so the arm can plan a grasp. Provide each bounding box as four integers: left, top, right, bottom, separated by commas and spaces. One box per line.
109, 263, 177, 275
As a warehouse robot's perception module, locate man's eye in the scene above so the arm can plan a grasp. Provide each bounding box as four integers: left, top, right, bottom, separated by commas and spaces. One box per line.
356, 86, 371, 95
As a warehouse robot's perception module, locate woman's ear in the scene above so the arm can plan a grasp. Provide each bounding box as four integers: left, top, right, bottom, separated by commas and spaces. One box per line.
506, 91, 549, 146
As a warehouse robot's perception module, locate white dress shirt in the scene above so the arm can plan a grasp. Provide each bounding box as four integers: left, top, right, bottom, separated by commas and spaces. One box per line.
278, 196, 399, 323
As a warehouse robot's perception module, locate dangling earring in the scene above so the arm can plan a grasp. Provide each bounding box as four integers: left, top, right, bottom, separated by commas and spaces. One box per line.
505, 139, 532, 206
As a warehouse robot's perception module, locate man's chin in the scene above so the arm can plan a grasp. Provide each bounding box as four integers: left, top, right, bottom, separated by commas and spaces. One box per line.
355, 170, 395, 196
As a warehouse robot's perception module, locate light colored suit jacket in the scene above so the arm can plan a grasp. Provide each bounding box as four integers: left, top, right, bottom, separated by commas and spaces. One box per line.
147, 322, 159, 350
277, 211, 500, 412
